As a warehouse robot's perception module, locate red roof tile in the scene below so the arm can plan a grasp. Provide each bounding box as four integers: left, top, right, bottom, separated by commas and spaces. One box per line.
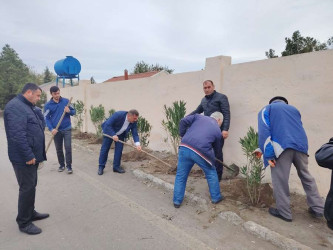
104, 71, 160, 82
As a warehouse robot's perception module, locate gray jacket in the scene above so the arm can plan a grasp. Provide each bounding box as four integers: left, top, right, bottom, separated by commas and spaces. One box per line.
190, 91, 230, 131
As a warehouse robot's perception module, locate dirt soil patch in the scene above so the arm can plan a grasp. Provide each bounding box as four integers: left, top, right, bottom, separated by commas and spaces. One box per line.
72, 130, 103, 144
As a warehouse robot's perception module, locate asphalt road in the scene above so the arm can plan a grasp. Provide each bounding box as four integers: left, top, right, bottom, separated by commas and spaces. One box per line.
0, 118, 276, 250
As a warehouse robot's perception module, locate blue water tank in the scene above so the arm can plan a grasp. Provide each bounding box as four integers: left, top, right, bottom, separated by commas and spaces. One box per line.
54, 56, 81, 77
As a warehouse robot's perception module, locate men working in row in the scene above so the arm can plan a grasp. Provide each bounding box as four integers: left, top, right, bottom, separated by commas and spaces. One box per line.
44, 86, 76, 174
190, 80, 230, 181
98, 110, 142, 175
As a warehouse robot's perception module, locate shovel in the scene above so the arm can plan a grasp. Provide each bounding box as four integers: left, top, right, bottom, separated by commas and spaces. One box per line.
38, 97, 73, 170
102, 133, 172, 168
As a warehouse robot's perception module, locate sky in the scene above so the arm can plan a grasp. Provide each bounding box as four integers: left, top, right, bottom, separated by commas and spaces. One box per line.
0, 0, 332, 83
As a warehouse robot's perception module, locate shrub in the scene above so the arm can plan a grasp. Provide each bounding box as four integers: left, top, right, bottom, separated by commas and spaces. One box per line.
239, 127, 265, 205
108, 108, 116, 118
73, 100, 85, 131
89, 104, 105, 136
127, 116, 152, 148
162, 100, 186, 154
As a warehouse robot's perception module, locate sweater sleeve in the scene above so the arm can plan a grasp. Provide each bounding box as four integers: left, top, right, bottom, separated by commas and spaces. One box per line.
179, 115, 195, 137
43, 103, 54, 131
219, 95, 230, 131
258, 106, 275, 168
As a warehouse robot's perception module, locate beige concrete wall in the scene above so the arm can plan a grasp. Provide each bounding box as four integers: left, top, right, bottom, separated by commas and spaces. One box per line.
55, 51, 333, 196
223, 50, 333, 195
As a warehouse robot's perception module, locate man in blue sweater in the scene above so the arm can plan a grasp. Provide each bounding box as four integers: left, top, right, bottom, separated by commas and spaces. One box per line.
258, 96, 324, 222
98, 110, 141, 175
173, 112, 224, 208
44, 86, 76, 174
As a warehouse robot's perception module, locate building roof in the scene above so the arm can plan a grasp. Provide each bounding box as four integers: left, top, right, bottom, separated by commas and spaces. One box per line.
104, 71, 160, 83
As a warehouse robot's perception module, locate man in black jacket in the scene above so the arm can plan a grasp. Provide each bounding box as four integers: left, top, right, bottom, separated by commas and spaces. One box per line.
190, 80, 230, 181
4, 83, 49, 235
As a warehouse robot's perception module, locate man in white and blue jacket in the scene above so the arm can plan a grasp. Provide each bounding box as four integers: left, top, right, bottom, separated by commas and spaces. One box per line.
173, 112, 224, 208
258, 96, 324, 222
98, 110, 141, 175
44, 86, 76, 174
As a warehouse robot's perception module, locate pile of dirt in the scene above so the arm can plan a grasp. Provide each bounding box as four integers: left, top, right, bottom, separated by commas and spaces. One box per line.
222, 178, 274, 208
122, 150, 150, 162
72, 131, 102, 144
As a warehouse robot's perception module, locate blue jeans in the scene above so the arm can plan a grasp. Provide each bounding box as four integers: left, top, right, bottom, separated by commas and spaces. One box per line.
54, 129, 72, 168
173, 147, 222, 205
98, 135, 125, 170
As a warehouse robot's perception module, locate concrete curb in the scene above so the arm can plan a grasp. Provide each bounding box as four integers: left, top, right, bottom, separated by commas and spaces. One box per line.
132, 169, 312, 250
243, 221, 312, 250
132, 169, 208, 210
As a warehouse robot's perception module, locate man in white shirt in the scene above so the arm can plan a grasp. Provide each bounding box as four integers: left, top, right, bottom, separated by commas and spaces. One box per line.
98, 110, 141, 175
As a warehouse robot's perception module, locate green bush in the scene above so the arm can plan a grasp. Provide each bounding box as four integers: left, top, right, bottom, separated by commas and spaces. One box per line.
89, 104, 105, 136
108, 108, 116, 118
73, 100, 85, 131
127, 116, 152, 148
162, 100, 186, 154
239, 127, 265, 205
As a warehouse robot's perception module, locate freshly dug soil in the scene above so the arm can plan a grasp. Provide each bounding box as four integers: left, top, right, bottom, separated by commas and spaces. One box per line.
72, 131, 103, 144
222, 178, 274, 208
122, 150, 151, 162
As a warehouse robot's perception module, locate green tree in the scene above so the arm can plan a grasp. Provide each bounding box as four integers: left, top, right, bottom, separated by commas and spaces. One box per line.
0, 44, 31, 108
162, 100, 186, 154
73, 100, 85, 131
89, 104, 105, 136
131, 61, 174, 74
265, 49, 278, 59
43, 66, 55, 83
239, 127, 265, 205
266, 31, 331, 58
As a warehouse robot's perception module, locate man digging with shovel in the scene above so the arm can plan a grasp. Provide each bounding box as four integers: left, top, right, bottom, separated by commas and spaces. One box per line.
44, 86, 76, 174
173, 112, 224, 208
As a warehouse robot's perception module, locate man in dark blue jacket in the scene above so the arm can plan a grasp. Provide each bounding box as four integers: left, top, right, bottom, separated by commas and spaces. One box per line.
98, 110, 141, 175
173, 112, 224, 208
190, 80, 230, 181
44, 86, 76, 174
4, 83, 49, 235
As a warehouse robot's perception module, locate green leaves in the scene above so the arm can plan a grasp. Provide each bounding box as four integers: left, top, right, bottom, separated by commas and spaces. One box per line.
131, 61, 174, 74
136, 116, 152, 148
266, 31, 332, 58
73, 100, 85, 131
162, 100, 186, 154
239, 126, 265, 205
89, 104, 105, 136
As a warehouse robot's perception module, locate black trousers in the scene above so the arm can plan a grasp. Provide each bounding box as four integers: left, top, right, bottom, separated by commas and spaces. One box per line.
215, 137, 224, 180
54, 129, 72, 168
325, 171, 333, 230
13, 163, 38, 228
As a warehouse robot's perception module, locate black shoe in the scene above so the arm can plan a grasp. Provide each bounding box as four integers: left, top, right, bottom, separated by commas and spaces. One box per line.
328, 221, 333, 230
268, 207, 292, 222
113, 168, 125, 174
308, 207, 323, 218
58, 166, 65, 172
19, 223, 42, 235
98, 167, 104, 175
32, 211, 49, 221
174, 203, 180, 208
67, 166, 73, 174
212, 196, 224, 204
